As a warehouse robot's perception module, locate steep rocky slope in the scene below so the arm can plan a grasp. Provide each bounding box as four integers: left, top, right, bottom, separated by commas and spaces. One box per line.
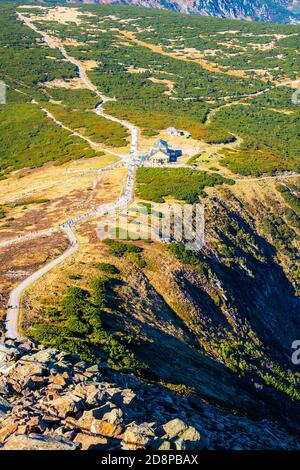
0, 339, 300, 450
67, 0, 300, 23
20, 179, 300, 437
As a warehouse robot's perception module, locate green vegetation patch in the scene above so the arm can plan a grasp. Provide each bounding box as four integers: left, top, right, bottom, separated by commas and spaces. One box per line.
7, 198, 50, 208
95, 262, 120, 275
0, 207, 6, 219
187, 153, 202, 165
168, 242, 210, 277
0, 6, 76, 87
277, 185, 300, 217
103, 239, 142, 255
30, 283, 147, 375
46, 88, 99, 110
102, 240, 147, 268
263, 215, 296, 246
0, 103, 96, 172
215, 105, 300, 176
47, 103, 129, 147
136, 168, 234, 203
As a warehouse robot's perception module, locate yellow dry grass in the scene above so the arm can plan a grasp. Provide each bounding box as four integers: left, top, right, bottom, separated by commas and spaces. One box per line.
0, 154, 122, 239
63, 38, 85, 47
127, 66, 148, 74
119, 31, 249, 79
80, 60, 99, 71
0, 231, 69, 318
18, 5, 95, 26
43, 78, 88, 90
19, 219, 119, 330
148, 77, 175, 95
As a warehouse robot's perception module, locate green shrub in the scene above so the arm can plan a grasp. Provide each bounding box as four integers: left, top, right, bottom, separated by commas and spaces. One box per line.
277, 185, 300, 217
168, 242, 209, 276
136, 168, 234, 204
103, 239, 143, 257
187, 153, 201, 165
129, 252, 147, 268
95, 262, 120, 275
68, 274, 83, 280
47, 88, 98, 109
283, 207, 300, 229
91, 276, 110, 308
30, 281, 147, 375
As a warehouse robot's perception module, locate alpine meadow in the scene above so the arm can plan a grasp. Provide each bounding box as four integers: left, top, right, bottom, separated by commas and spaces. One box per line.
0, 1, 299, 456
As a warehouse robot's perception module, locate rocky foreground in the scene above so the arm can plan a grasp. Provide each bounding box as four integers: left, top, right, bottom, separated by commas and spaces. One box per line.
0, 339, 299, 451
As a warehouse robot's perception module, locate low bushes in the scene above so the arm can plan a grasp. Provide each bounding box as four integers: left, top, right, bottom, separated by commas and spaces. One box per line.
136, 168, 234, 203
30, 282, 147, 375
95, 262, 120, 275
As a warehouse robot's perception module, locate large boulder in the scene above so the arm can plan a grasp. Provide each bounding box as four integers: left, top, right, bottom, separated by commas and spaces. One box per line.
74, 383, 105, 407
7, 363, 48, 391
21, 349, 58, 364
0, 343, 18, 359
162, 419, 204, 450
0, 420, 18, 444
0, 434, 79, 450
74, 433, 107, 450
162, 418, 188, 439
180, 426, 201, 442
151, 438, 173, 450
51, 393, 83, 418
91, 420, 122, 438
26, 415, 46, 434
122, 423, 155, 450
77, 404, 123, 438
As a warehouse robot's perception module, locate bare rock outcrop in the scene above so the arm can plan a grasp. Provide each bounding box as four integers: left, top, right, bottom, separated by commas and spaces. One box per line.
0, 339, 299, 451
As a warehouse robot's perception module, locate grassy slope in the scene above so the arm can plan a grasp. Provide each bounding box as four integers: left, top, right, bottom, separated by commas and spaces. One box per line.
0, 5, 129, 173
29, 2, 299, 176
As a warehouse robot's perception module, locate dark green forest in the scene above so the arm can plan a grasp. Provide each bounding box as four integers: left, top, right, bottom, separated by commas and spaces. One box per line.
135, 167, 234, 203
0, 3, 299, 175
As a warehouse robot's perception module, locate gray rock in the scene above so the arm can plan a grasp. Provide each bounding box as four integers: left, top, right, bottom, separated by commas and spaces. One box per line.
175, 438, 186, 450
163, 418, 188, 439
0, 344, 18, 357
51, 393, 83, 418
104, 407, 123, 426
85, 365, 99, 373
0, 397, 11, 413
1, 433, 79, 450
151, 438, 173, 450
22, 349, 58, 364
122, 423, 155, 450
74, 361, 87, 370
56, 352, 80, 363
180, 426, 201, 442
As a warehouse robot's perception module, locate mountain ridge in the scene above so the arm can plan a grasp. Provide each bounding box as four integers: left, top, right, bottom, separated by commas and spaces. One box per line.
67, 0, 300, 23
1, 338, 300, 450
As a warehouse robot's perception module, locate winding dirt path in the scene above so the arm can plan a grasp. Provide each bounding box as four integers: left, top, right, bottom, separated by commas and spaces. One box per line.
3, 13, 139, 339
6, 226, 77, 339
3, 12, 299, 339
36, 101, 128, 161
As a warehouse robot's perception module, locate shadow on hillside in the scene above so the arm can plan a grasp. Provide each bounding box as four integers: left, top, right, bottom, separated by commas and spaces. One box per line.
102, 307, 300, 433
212, 207, 300, 365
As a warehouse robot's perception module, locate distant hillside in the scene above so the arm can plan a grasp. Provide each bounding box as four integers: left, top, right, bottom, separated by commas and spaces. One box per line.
66, 0, 300, 23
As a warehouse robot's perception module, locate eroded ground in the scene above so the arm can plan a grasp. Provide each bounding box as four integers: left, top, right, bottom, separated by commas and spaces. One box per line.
0, 154, 124, 241
0, 231, 69, 320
